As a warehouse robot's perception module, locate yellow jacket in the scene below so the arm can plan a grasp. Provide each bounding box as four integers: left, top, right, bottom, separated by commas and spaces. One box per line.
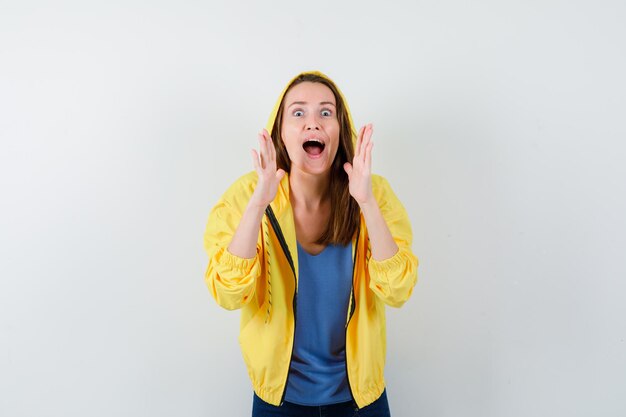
203, 71, 418, 408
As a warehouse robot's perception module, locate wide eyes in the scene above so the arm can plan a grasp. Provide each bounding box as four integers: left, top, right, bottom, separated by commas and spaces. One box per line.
291, 109, 333, 117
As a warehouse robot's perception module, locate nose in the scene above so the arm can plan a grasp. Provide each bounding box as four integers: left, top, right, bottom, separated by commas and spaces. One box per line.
305, 114, 321, 130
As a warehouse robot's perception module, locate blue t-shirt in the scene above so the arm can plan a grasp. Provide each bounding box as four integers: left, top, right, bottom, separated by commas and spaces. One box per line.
284, 242, 354, 405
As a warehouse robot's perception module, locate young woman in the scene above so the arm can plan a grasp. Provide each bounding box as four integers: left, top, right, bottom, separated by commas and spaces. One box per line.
203, 71, 418, 416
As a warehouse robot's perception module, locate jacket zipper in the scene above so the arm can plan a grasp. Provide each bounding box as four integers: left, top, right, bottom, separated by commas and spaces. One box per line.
264, 206, 297, 407
344, 228, 360, 408
266, 205, 360, 408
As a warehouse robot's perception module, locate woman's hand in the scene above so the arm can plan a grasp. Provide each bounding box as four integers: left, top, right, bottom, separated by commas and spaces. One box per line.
344, 123, 375, 206
345, 123, 400, 261
250, 129, 286, 208
227, 129, 282, 259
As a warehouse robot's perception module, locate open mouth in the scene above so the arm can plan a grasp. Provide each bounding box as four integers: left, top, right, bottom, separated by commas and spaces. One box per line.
303, 140, 325, 156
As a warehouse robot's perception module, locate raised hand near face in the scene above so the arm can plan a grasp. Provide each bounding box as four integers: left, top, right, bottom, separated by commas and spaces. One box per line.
250, 129, 286, 208
343, 123, 375, 206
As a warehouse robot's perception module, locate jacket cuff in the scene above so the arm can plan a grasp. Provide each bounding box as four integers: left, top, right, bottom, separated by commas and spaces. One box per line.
217, 248, 258, 274
368, 248, 405, 274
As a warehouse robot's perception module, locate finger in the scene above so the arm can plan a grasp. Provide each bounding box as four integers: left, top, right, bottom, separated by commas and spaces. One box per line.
276, 168, 286, 181
343, 162, 353, 176
251, 149, 260, 172
365, 141, 373, 171
265, 128, 277, 163
359, 125, 371, 163
262, 129, 273, 166
355, 126, 365, 157
359, 126, 367, 156
258, 134, 266, 169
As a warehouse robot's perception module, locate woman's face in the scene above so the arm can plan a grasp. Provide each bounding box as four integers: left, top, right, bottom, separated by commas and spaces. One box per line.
280, 81, 340, 177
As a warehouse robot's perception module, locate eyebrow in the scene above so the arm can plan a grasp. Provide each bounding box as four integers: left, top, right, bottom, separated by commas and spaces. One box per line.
287, 101, 336, 108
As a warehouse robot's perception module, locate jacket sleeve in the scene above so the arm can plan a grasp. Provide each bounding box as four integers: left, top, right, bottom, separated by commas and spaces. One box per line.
367, 176, 419, 308
203, 175, 262, 310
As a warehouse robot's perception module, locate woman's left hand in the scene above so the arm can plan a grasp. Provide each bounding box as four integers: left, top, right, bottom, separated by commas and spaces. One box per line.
344, 123, 375, 206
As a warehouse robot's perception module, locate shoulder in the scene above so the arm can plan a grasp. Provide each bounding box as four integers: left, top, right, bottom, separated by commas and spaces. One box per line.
223, 171, 258, 195
371, 174, 408, 213
371, 173, 390, 189
371, 173, 394, 198
216, 171, 259, 210
233, 170, 259, 188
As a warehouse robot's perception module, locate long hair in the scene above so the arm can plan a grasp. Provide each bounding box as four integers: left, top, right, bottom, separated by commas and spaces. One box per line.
271, 73, 360, 246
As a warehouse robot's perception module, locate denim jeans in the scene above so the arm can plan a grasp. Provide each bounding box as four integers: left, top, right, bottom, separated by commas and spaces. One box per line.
252, 388, 391, 417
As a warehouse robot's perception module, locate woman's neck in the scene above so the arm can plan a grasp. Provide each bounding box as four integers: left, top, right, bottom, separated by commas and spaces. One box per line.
288, 170, 330, 210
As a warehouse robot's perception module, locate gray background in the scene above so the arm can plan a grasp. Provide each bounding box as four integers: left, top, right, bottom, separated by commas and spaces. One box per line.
1, 1, 625, 416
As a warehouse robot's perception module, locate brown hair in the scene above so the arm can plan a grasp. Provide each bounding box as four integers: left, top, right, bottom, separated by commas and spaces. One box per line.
271, 73, 360, 246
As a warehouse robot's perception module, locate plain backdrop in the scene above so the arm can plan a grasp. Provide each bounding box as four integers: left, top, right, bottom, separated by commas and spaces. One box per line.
1, 1, 625, 416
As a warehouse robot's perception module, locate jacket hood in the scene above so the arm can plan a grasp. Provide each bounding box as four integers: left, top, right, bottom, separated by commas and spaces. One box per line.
265, 70, 357, 146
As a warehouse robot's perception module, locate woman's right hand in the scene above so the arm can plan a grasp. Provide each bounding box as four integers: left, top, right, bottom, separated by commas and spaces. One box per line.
249, 129, 286, 208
